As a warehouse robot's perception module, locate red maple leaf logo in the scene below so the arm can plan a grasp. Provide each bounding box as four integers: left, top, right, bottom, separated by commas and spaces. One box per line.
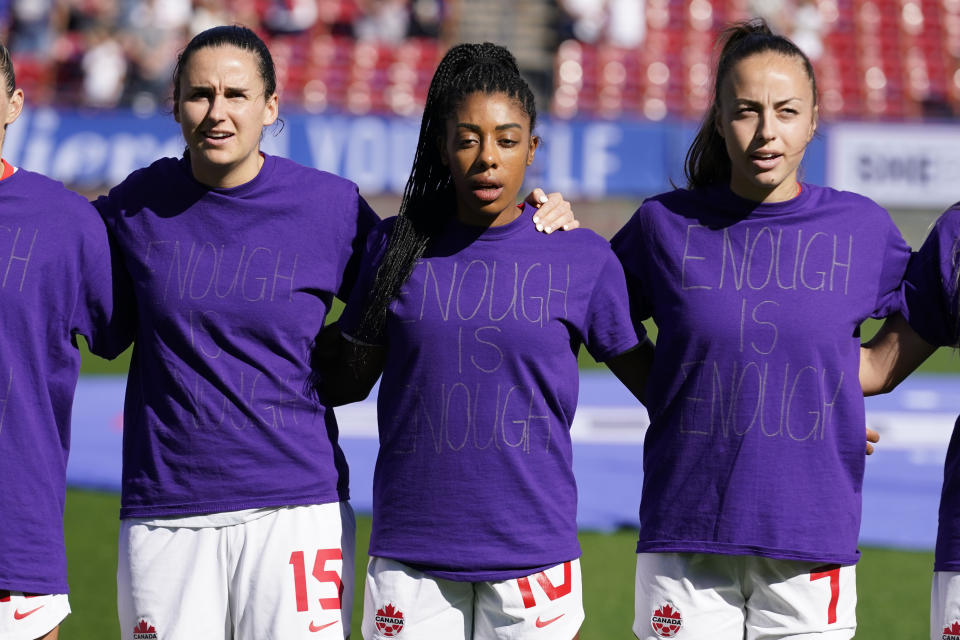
134, 620, 155, 633
943, 620, 960, 637
132, 619, 158, 639
657, 604, 681, 620
375, 603, 405, 637
651, 603, 683, 638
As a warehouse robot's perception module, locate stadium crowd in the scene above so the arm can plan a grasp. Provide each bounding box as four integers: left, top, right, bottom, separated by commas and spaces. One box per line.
1, 0, 959, 121
0, 0, 451, 111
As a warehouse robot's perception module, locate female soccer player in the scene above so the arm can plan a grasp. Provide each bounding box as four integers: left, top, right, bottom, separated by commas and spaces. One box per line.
0, 42, 129, 640
94, 26, 575, 640
315, 42, 649, 640
610, 20, 911, 639
860, 209, 959, 640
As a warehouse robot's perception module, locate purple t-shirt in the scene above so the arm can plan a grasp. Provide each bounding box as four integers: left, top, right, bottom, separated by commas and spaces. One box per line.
95, 154, 378, 518
340, 204, 639, 581
900, 208, 960, 570
611, 184, 910, 565
0, 169, 129, 594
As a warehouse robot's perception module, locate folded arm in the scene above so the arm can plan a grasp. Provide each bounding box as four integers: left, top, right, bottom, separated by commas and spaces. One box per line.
310, 321, 386, 406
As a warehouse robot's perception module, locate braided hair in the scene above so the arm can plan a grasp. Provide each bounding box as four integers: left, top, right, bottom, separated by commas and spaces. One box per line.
952, 235, 960, 346
352, 42, 537, 344
685, 19, 818, 190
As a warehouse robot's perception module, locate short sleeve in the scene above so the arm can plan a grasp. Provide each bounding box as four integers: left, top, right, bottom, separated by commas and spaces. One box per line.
903, 208, 960, 347
610, 207, 654, 337
338, 220, 393, 344
581, 247, 643, 362
869, 213, 911, 319
71, 202, 135, 359
91, 184, 124, 232
335, 192, 380, 301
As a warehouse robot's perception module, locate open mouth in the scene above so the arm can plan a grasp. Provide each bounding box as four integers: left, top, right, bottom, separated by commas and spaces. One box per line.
750, 151, 782, 170
202, 131, 233, 144
471, 181, 504, 203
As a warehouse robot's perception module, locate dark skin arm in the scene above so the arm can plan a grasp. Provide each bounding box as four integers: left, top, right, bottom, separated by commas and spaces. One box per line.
603, 338, 655, 406
310, 321, 386, 406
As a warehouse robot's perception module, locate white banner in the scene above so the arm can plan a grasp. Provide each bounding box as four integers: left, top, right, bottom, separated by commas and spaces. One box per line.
827, 122, 960, 209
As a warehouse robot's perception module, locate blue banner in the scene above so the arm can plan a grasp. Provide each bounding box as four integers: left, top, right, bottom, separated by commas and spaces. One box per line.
3, 107, 827, 198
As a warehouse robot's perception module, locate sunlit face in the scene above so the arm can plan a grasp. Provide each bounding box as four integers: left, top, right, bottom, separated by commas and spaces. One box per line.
441, 91, 539, 227
0, 77, 24, 157
174, 45, 278, 189
716, 52, 818, 203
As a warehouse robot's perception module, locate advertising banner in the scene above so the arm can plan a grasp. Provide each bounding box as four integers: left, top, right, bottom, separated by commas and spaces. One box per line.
1, 107, 692, 197
828, 122, 960, 209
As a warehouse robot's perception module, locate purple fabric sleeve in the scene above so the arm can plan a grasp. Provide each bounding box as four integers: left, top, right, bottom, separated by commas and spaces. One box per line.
0, 169, 129, 593
338, 219, 393, 344
583, 250, 648, 361
337, 195, 379, 302
902, 207, 960, 348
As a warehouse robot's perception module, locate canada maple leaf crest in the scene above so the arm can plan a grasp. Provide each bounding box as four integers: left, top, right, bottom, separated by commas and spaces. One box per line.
133, 619, 158, 639
651, 603, 683, 638
943, 620, 960, 639
375, 603, 405, 637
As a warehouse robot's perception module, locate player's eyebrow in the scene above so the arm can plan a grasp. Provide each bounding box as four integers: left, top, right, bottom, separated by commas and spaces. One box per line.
183, 84, 252, 96
732, 96, 805, 108
455, 122, 523, 132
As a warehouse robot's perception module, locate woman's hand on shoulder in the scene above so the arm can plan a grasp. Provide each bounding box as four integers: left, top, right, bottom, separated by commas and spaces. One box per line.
524, 188, 579, 233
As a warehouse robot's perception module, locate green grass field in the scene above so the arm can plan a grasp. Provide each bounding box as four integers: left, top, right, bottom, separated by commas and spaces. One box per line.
63, 488, 933, 639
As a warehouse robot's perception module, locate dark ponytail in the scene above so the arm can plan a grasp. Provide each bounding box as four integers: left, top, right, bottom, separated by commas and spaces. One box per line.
352, 42, 537, 344
173, 25, 277, 102
0, 41, 15, 98
685, 19, 818, 190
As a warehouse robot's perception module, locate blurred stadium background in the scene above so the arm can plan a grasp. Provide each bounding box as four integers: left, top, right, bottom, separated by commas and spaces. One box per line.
4, 0, 959, 636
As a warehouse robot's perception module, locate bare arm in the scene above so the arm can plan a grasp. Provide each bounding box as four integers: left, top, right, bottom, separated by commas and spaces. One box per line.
311, 321, 386, 406
603, 338, 655, 406
860, 313, 937, 396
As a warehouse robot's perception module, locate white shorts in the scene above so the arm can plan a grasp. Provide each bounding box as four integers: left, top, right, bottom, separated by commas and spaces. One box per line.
0, 591, 70, 640
633, 553, 856, 640
361, 556, 584, 640
118, 502, 355, 640
930, 571, 960, 640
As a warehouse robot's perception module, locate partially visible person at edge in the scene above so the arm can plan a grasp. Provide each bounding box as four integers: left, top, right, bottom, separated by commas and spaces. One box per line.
312, 42, 652, 640
92, 25, 576, 640
860, 209, 960, 640
0, 41, 130, 640
609, 20, 910, 639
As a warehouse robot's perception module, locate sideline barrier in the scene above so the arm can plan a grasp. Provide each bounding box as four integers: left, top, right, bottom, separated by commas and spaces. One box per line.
66, 372, 957, 549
